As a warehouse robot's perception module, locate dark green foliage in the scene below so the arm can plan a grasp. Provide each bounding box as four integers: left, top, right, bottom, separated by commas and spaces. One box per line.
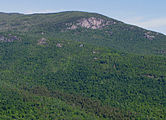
0, 11, 166, 119
0, 84, 99, 120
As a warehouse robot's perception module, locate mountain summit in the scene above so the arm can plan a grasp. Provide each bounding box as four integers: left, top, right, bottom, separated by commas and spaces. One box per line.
0, 11, 166, 55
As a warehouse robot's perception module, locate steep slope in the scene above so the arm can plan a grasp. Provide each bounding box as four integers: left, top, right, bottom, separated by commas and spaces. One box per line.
0, 11, 166, 119
0, 32, 166, 119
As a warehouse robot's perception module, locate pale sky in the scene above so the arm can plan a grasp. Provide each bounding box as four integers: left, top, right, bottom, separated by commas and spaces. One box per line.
0, 0, 166, 34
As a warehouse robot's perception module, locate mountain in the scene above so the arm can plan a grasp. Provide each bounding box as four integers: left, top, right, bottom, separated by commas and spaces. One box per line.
0, 11, 166, 55
0, 11, 166, 119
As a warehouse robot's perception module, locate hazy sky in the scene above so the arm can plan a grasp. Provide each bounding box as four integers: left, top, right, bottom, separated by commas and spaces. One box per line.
0, 0, 166, 34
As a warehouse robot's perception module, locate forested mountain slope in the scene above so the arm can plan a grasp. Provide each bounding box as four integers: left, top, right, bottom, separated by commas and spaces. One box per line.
0, 11, 166, 119
0, 11, 166, 55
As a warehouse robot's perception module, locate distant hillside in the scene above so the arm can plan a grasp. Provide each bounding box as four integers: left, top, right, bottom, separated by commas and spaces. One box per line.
0, 11, 166, 55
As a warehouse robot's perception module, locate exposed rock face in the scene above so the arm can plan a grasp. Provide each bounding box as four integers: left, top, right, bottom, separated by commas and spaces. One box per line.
156, 50, 166, 54
144, 74, 155, 79
92, 51, 96, 54
94, 57, 98, 60
144, 32, 155, 40
0, 35, 5, 41
0, 34, 20, 42
38, 37, 47, 45
56, 43, 62, 47
79, 44, 84, 47
66, 17, 112, 30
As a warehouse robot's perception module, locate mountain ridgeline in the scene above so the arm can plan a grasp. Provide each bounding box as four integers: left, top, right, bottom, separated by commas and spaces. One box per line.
0, 11, 166, 55
0, 11, 166, 119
